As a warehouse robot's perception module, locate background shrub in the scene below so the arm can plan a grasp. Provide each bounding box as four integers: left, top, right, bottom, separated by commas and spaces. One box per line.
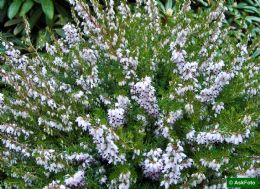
0, 0, 71, 50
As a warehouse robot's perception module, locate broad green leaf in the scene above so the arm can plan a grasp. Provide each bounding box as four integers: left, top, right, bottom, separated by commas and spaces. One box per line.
19, 0, 34, 16
45, 16, 54, 26
252, 50, 260, 58
236, 4, 260, 15
156, 0, 165, 12
8, 0, 23, 19
13, 23, 24, 35
0, 4, 7, 22
197, 0, 208, 6
55, 2, 70, 18
55, 28, 65, 37
4, 18, 22, 27
0, 0, 5, 9
245, 16, 260, 23
245, 0, 256, 6
236, 3, 248, 9
28, 7, 42, 29
166, 0, 173, 9
40, 0, 54, 20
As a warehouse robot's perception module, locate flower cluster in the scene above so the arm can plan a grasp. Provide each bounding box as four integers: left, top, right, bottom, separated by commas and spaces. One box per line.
63, 23, 80, 47
89, 124, 126, 165
200, 158, 229, 172
108, 108, 126, 128
142, 142, 193, 188
142, 148, 164, 180
64, 170, 85, 188
109, 171, 134, 189
186, 128, 250, 145
131, 77, 160, 117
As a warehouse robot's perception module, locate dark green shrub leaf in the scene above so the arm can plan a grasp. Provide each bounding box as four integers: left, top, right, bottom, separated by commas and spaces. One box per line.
236, 3, 248, 9
197, 0, 208, 7
4, 18, 22, 27
40, 0, 54, 20
0, 6, 7, 22
0, 0, 5, 9
245, 16, 260, 23
8, 0, 22, 19
19, 0, 34, 16
166, 0, 173, 9
28, 7, 42, 29
156, 0, 165, 12
55, 28, 65, 37
245, 0, 255, 6
55, 2, 70, 18
237, 5, 260, 15
13, 23, 24, 35
252, 50, 260, 58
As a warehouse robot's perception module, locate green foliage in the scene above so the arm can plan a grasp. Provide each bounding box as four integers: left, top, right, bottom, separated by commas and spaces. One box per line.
225, 0, 260, 38
40, 0, 54, 20
0, 0, 71, 47
157, 0, 259, 57
19, 0, 34, 17
7, 0, 23, 19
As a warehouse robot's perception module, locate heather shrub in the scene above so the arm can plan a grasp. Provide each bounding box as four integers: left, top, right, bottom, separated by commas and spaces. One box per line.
0, 0, 259, 188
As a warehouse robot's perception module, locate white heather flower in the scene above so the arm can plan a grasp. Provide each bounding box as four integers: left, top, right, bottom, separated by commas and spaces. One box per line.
180, 61, 199, 80
242, 115, 252, 125
209, 3, 224, 21
89, 125, 126, 165
42, 66, 47, 76
171, 49, 186, 63
65, 170, 85, 188
155, 117, 170, 138
45, 43, 56, 55
167, 110, 183, 125
73, 91, 84, 101
115, 95, 130, 109
65, 153, 93, 168
80, 48, 97, 64
172, 29, 189, 48
76, 116, 91, 131
142, 148, 163, 180
160, 142, 193, 188
43, 181, 65, 189
175, 85, 194, 96
212, 102, 224, 116
131, 77, 160, 117
0, 93, 4, 104
225, 134, 243, 145
186, 129, 225, 144
109, 171, 133, 189
190, 173, 206, 187
199, 159, 226, 172
63, 23, 80, 46
108, 108, 125, 128
186, 129, 196, 141
185, 103, 194, 114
